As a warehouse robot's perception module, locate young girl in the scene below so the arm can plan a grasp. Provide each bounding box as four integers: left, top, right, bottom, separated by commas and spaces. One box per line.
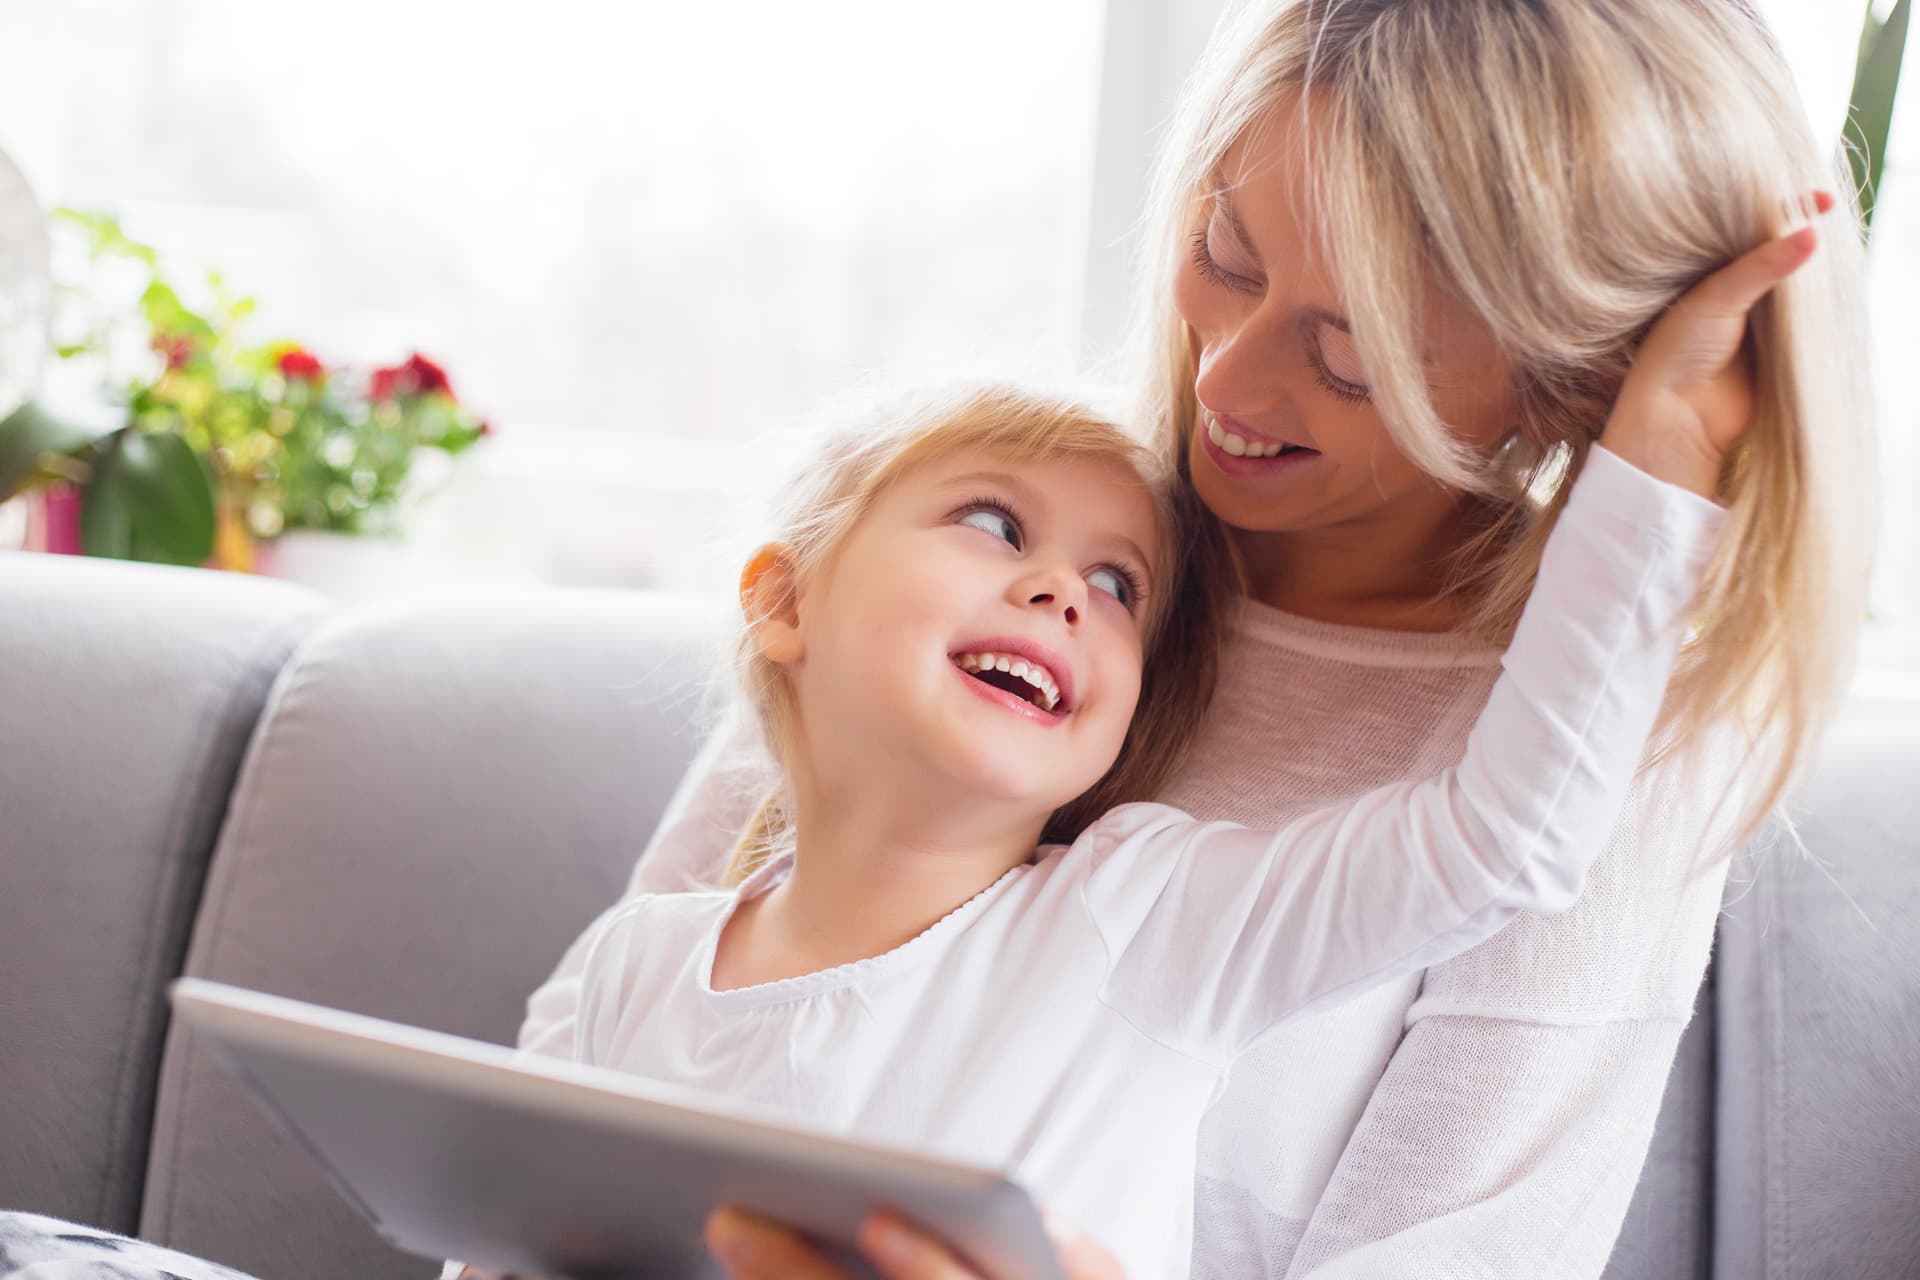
487, 201, 1813, 1276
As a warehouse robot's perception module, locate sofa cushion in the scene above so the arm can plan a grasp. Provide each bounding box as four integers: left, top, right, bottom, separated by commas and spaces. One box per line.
1713, 716, 1920, 1278
141, 588, 725, 1280
0, 551, 325, 1232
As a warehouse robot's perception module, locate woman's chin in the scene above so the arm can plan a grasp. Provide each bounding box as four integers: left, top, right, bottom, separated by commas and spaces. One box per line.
1190, 443, 1318, 532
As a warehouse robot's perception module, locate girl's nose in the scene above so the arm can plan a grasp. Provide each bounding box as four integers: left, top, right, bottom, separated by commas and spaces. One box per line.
1027, 590, 1079, 626
1015, 567, 1085, 626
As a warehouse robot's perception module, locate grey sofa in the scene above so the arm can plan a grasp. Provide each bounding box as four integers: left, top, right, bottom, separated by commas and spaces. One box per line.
2, 548, 1916, 1280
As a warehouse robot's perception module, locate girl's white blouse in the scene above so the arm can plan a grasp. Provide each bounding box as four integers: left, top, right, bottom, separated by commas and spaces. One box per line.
519, 448, 1733, 1279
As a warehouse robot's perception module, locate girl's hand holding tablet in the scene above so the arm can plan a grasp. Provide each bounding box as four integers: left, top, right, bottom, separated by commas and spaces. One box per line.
706, 1206, 1122, 1280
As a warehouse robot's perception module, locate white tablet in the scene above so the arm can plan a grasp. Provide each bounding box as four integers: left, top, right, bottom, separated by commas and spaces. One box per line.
169, 979, 1063, 1280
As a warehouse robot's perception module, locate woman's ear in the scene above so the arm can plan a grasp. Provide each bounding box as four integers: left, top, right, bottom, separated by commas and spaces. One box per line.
740, 543, 804, 665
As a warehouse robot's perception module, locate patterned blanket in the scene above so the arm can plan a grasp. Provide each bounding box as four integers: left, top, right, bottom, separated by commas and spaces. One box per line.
0, 1213, 261, 1280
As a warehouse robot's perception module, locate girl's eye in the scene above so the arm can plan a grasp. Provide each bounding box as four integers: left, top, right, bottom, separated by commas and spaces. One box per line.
1087, 564, 1145, 612
958, 504, 1021, 549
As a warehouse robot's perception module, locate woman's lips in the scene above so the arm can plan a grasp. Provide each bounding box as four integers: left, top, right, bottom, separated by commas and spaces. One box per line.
1199, 411, 1321, 477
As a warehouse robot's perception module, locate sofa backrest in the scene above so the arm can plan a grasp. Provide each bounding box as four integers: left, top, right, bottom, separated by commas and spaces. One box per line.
0, 551, 326, 1233
138, 587, 725, 1279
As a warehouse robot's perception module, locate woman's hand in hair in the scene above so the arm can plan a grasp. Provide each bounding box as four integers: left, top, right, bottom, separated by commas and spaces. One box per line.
1598, 189, 1834, 498
705, 1205, 1124, 1280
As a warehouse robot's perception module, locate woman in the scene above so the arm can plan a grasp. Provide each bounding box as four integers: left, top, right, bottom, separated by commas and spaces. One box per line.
604, 1, 1873, 1276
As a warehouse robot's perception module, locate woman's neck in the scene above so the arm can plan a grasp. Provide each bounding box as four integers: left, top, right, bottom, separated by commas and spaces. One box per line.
710, 777, 1044, 991
1232, 493, 1497, 633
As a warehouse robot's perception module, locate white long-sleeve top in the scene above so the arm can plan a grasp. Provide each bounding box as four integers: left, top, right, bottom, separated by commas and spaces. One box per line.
519, 448, 1733, 1278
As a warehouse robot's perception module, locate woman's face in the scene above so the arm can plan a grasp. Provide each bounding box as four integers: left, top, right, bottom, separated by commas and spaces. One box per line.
1171, 101, 1520, 543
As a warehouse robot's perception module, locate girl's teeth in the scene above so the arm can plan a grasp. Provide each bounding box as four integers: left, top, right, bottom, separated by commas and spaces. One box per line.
954, 651, 1063, 712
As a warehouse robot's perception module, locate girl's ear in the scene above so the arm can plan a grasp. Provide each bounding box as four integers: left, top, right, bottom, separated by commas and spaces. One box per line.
740, 543, 804, 665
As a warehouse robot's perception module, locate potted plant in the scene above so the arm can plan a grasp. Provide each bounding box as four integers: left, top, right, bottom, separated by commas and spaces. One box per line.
0, 210, 491, 571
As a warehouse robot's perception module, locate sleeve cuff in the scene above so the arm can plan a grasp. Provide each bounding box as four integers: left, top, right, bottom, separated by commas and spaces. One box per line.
1577, 444, 1729, 559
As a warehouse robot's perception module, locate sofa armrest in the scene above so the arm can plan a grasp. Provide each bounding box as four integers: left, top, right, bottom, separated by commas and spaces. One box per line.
0, 551, 325, 1232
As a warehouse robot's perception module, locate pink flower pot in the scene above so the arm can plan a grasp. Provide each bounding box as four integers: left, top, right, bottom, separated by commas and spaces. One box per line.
24, 484, 84, 555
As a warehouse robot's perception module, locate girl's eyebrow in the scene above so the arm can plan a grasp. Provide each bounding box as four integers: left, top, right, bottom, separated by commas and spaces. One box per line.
942, 468, 1155, 582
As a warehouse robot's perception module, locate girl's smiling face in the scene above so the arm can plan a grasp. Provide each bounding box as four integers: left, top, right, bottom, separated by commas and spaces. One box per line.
764, 446, 1163, 826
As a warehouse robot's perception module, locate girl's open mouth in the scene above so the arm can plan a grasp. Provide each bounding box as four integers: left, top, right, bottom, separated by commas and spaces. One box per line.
953, 649, 1069, 719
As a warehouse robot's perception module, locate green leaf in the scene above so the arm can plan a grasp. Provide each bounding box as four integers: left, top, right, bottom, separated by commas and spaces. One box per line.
78, 433, 134, 558
52, 206, 159, 266
140, 280, 216, 340
0, 402, 119, 499
1849, 0, 1912, 235
81, 429, 216, 565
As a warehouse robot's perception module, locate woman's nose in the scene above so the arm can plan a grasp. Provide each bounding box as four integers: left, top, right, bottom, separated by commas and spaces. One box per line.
1193, 304, 1292, 411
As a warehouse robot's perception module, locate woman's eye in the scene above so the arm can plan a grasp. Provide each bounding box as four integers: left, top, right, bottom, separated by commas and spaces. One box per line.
1306, 322, 1372, 403
1189, 213, 1259, 293
1087, 566, 1133, 608
959, 507, 1021, 548
1314, 324, 1368, 387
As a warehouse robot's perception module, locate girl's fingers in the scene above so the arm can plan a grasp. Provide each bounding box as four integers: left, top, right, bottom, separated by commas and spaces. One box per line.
1682, 186, 1832, 324
1044, 1223, 1127, 1280
1637, 188, 1833, 387
705, 1205, 1122, 1280
1685, 222, 1819, 323
706, 1206, 856, 1280
857, 1212, 980, 1279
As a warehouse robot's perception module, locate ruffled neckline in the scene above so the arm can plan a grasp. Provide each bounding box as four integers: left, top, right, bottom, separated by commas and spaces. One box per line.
696, 855, 1035, 1010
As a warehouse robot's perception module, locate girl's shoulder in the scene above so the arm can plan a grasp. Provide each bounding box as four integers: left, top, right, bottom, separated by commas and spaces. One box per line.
1056, 801, 1198, 854
590, 886, 741, 954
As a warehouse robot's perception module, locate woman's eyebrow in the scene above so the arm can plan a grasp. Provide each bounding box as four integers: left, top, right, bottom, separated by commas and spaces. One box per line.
1210, 169, 1442, 369
1209, 180, 1259, 259
1305, 304, 1352, 334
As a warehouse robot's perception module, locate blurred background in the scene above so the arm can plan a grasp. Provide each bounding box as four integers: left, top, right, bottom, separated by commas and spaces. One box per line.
0, 0, 1913, 682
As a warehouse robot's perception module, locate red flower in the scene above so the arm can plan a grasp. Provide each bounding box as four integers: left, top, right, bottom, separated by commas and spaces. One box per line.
277, 347, 325, 381
370, 352, 456, 403
405, 353, 453, 397
151, 333, 194, 370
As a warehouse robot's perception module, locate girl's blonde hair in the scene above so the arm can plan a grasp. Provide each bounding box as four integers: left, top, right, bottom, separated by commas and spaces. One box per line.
725, 382, 1240, 885
1137, 0, 1877, 847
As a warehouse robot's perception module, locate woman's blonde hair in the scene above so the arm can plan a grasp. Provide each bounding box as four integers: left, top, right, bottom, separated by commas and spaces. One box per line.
1136, 0, 1877, 847
724, 382, 1239, 884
